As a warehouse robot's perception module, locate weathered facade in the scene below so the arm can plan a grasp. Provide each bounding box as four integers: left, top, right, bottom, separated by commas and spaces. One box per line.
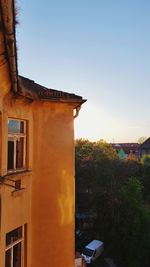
0, 1, 85, 267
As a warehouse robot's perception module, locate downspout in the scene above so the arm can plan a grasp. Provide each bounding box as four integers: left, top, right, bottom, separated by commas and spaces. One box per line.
73, 105, 81, 119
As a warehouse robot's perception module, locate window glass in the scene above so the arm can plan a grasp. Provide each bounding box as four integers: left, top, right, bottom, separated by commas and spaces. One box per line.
5, 250, 11, 267
8, 140, 14, 170
16, 138, 24, 169
8, 120, 24, 134
5, 226, 25, 267
13, 243, 21, 267
6, 227, 22, 246
8, 119, 26, 171
82, 248, 94, 257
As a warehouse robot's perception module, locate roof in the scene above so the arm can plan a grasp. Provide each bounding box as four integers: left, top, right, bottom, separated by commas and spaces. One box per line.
19, 76, 86, 105
86, 240, 103, 249
0, 0, 18, 92
118, 148, 127, 159
139, 137, 150, 149
112, 143, 139, 154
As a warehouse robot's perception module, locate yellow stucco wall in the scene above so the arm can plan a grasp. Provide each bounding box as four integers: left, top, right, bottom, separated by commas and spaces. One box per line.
0, 95, 33, 267
0, 93, 75, 267
31, 102, 75, 267
0, 173, 32, 267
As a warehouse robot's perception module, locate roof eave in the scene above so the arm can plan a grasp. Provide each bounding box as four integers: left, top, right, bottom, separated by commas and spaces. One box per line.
17, 89, 87, 107
40, 98, 87, 108
0, 0, 18, 93
18, 76, 86, 107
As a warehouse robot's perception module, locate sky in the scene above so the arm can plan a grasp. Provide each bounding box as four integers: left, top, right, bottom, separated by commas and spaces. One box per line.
16, 0, 150, 143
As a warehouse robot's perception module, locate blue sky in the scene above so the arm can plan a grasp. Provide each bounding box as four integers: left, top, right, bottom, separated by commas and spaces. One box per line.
17, 0, 150, 142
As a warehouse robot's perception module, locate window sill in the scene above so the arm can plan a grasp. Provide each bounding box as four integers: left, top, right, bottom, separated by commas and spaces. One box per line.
6, 170, 32, 179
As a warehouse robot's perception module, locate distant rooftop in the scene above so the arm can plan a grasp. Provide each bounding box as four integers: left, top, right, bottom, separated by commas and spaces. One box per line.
112, 143, 139, 155
139, 137, 150, 149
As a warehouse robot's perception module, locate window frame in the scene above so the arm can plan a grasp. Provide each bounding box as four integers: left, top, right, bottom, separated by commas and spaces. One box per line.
5, 225, 25, 267
8, 118, 27, 173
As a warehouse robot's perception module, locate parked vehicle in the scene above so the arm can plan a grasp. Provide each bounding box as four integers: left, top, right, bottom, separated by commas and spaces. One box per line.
81, 240, 104, 264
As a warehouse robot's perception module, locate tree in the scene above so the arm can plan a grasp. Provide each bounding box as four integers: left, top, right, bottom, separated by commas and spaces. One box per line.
114, 177, 150, 267
140, 155, 150, 203
141, 154, 150, 166
75, 139, 120, 244
75, 139, 150, 266
75, 139, 119, 211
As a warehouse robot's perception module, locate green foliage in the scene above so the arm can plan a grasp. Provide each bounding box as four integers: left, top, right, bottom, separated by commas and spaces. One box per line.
141, 154, 150, 166
75, 139, 118, 210
75, 139, 150, 267
140, 155, 150, 203
114, 178, 150, 267
120, 177, 143, 202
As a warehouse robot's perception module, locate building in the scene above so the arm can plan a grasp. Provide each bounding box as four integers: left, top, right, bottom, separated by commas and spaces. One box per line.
0, 1, 85, 267
138, 137, 150, 157
112, 143, 139, 160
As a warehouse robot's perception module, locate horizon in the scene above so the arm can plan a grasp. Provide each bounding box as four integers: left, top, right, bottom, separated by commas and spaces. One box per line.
74, 134, 148, 144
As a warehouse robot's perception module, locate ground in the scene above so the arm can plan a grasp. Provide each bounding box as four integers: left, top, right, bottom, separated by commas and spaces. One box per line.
86, 257, 108, 267
87, 257, 118, 267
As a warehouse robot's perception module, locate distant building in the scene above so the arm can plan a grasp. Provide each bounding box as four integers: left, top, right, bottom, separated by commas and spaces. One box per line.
138, 137, 150, 157
112, 143, 139, 159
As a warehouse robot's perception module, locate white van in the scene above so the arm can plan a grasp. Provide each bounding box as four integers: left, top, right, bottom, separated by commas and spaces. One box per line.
81, 240, 104, 264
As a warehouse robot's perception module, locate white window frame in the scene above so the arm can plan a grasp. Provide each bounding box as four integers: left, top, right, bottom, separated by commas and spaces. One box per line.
5, 226, 25, 267
8, 119, 26, 172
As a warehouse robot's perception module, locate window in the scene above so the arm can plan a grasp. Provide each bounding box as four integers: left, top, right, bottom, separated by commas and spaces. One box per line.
5, 226, 26, 267
8, 119, 26, 172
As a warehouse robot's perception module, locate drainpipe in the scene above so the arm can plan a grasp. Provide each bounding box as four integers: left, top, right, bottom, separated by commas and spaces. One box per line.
73, 105, 81, 119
